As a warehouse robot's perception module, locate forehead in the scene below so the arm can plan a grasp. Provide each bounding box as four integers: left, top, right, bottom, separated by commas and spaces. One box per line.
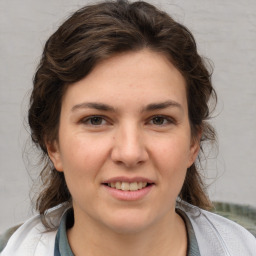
61, 49, 187, 112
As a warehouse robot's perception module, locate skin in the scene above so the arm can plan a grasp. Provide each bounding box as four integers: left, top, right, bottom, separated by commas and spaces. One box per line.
47, 49, 200, 256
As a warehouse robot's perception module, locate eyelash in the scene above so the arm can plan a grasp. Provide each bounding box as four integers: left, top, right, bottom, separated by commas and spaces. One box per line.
147, 115, 176, 126
80, 116, 108, 126
80, 115, 176, 127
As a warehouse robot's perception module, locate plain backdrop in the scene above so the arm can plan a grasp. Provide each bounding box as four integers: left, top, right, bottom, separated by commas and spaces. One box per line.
1, 0, 256, 231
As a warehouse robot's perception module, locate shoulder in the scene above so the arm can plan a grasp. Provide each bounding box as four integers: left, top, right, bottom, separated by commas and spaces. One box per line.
0, 225, 22, 253
177, 201, 256, 256
0, 205, 67, 256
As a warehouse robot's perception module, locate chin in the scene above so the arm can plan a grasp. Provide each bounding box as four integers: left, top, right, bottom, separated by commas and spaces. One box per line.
102, 210, 156, 234
108, 221, 150, 234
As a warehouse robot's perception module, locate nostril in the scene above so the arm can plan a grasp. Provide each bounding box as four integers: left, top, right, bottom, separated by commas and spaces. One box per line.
114, 160, 124, 166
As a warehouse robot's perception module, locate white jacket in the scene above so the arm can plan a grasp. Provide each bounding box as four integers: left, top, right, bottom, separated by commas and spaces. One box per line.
1, 201, 256, 256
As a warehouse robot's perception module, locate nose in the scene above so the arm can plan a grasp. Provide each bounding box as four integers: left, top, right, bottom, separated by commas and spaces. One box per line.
111, 123, 149, 168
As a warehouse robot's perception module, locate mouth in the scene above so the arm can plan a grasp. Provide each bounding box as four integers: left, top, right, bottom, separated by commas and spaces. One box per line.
102, 178, 154, 200
103, 181, 153, 191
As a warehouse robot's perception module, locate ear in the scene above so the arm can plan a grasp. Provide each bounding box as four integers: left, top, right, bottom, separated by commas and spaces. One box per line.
46, 140, 63, 172
188, 131, 201, 168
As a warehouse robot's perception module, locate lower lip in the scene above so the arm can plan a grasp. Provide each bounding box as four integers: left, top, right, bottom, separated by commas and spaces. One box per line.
103, 184, 153, 201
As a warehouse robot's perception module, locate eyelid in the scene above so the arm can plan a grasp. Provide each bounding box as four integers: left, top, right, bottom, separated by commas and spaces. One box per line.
147, 115, 176, 125
78, 114, 176, 127
80, 115, 111, 126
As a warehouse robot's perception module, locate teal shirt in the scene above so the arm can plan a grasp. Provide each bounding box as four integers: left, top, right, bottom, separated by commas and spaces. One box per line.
54, 208, 200, 256
54, 209, 74, 256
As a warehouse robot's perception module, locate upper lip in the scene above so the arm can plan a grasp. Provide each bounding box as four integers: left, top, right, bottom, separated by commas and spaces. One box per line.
102, 176, 155, 184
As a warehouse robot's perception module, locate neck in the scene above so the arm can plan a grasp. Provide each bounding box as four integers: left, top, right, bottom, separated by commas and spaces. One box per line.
67, 210, 187, 256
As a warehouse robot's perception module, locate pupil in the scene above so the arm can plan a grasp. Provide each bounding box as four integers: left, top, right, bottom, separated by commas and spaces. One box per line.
91, 117, 102, 125
153, 117, 164, 125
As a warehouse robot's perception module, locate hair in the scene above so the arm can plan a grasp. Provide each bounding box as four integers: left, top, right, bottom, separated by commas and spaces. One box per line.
28, 0, 217, 228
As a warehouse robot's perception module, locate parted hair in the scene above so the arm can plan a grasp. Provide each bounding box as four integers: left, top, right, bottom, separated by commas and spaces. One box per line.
28, 0, 217, 228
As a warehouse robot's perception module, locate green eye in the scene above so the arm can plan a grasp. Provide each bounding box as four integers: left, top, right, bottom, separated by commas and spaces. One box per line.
89, 116, 104, 125
149, 115, 175, 126
152, 116, 165, 125
81, 116, 107, 126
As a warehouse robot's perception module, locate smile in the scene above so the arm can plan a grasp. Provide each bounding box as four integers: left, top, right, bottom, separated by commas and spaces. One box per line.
106, 181, 148, 191
102, 177, 155, 200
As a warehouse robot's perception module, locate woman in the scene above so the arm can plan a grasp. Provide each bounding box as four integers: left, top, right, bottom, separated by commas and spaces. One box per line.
1, 0, 255, 255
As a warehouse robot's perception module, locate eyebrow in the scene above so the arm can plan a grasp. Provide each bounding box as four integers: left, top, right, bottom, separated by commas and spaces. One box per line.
71, 100, 183, 113
72, 102, 116, 112
141, 100, 183, 112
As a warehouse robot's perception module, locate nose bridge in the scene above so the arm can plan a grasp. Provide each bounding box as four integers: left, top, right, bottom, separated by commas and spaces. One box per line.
111, 120, 148, 167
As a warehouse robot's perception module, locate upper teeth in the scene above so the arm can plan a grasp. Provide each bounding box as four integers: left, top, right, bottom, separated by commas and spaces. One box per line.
108, 181, 147, 191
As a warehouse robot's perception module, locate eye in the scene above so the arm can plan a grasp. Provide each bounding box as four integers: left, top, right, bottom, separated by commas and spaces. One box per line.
81, 116, 107, 126
149, 115, 174, 126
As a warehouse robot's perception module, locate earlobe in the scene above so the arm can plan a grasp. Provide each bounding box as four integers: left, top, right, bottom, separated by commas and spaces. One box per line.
189, 140, 200, 165
188, 133, 201, 167
46, 140, 63, 172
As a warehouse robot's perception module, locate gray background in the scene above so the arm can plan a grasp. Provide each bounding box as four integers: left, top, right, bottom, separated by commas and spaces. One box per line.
1, 0, 256, 231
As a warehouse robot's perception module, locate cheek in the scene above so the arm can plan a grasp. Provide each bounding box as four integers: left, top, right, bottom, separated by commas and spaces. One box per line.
150, 135, 191, 191
59, 134, 111, 179
152, 135, 192, 167
59, 137, 106, 201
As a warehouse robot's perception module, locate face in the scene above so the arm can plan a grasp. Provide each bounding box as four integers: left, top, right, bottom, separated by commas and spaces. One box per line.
48, 49, 199, 234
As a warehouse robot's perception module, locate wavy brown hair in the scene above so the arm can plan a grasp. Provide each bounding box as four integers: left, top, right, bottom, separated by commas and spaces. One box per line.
28, 0, 216, 228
